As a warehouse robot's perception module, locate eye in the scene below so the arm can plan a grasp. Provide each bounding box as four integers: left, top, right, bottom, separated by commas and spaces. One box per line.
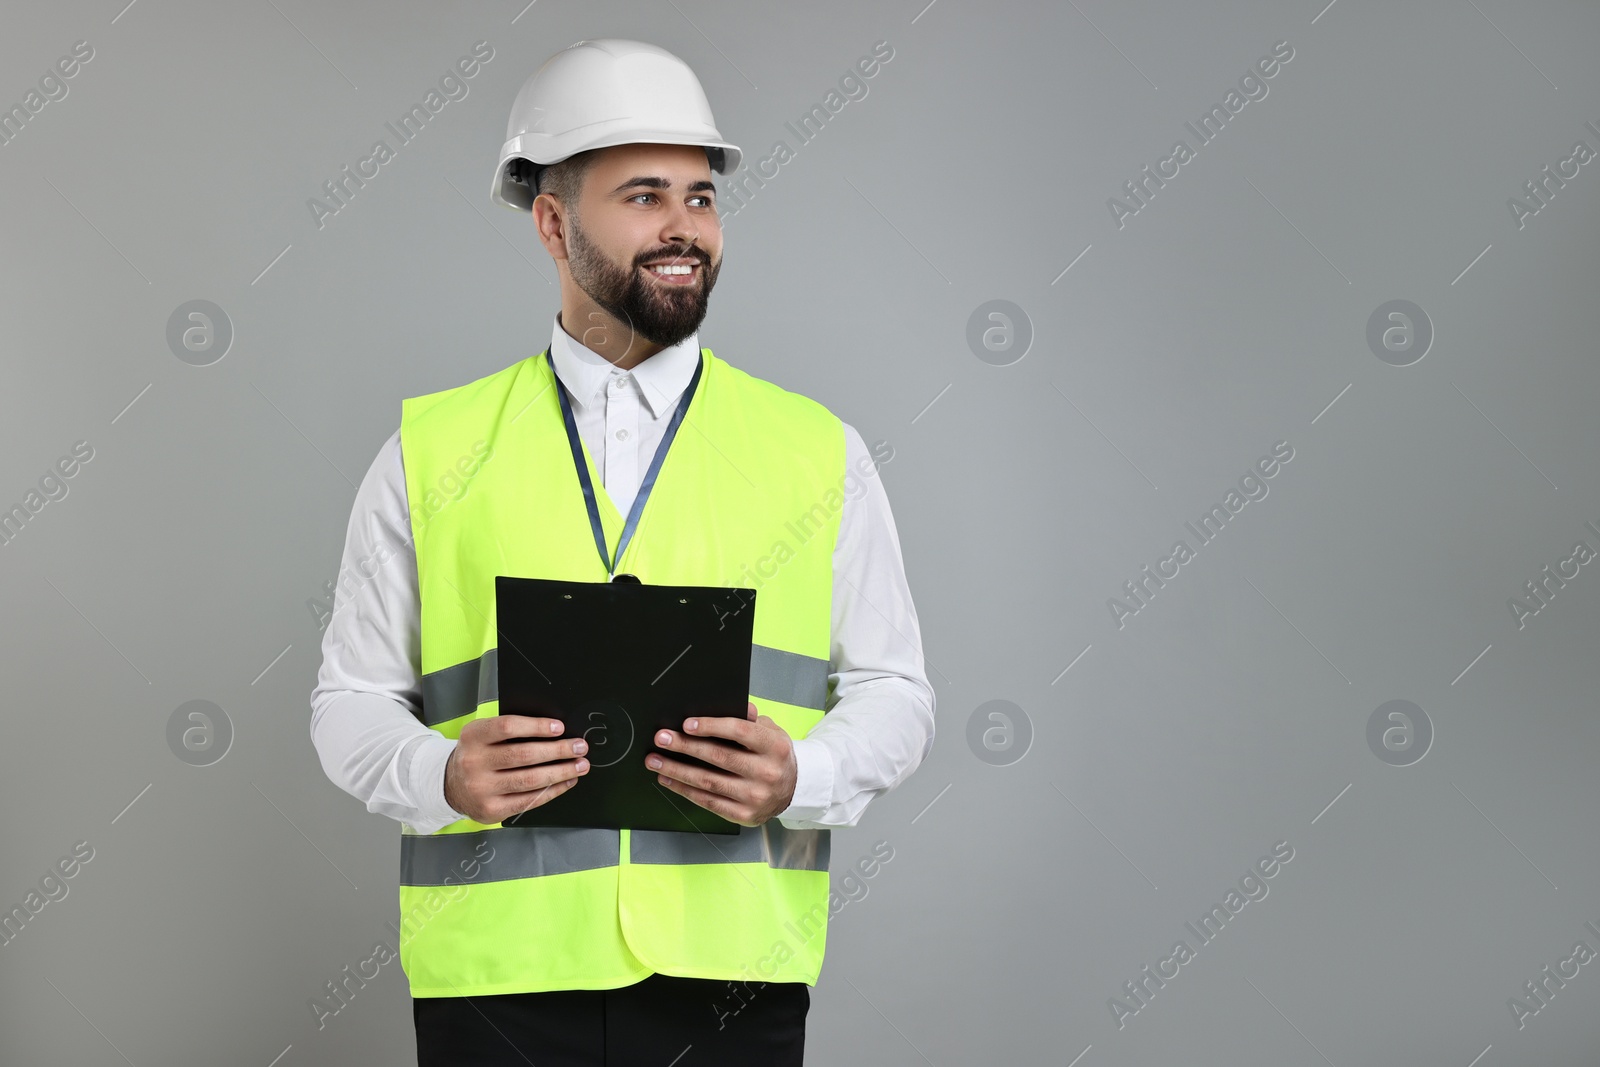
627, 193, 716, 208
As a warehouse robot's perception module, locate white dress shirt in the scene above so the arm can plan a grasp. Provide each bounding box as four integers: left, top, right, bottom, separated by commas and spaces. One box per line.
310, 314, 934, 835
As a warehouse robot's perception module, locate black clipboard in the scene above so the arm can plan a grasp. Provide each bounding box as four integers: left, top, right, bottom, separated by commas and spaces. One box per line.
494, 574, 756, 834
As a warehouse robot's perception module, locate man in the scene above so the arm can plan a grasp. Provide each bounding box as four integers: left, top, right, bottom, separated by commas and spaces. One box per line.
310, 38, 934, 1066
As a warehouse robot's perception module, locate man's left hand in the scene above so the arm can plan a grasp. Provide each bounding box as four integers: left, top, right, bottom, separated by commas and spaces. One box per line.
646, 702, 796, 826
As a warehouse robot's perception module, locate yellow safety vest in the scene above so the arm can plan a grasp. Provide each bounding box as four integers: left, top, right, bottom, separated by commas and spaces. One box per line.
396, 347, 843, 997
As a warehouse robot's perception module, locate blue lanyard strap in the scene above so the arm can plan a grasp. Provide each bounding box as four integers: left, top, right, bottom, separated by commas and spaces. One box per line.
546, 347, 705, 578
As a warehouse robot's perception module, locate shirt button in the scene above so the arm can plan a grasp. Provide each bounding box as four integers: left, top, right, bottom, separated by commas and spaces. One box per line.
616, 429, 630, 440
611, 377, 628, 391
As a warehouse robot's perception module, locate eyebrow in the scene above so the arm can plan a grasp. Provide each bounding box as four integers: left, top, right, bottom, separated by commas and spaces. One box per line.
609, 176, 717, 198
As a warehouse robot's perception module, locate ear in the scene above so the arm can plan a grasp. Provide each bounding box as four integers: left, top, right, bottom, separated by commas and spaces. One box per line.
532, 194, 569, 260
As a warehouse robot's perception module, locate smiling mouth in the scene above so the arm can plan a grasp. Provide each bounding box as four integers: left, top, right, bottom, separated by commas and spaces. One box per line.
641, 262, 701, 285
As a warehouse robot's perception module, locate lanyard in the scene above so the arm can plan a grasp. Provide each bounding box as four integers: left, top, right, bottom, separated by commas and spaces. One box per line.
546, 347, 704, 579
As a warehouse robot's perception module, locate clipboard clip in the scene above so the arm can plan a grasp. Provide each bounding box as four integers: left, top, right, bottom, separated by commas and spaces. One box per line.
610, 572, 642, 584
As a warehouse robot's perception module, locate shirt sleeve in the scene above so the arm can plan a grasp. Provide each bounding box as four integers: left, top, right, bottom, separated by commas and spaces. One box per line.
308, 429, 467, 835
776, 422, 936, 829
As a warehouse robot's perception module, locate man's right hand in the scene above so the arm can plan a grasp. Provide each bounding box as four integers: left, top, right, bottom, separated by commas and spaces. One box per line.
443, 716, 589, 825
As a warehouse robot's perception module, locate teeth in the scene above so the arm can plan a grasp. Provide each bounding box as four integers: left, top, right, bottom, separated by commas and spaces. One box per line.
647, 264, 693, 275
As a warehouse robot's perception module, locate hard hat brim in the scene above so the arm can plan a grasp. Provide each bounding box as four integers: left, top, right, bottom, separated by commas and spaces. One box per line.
491, 133, 742, 213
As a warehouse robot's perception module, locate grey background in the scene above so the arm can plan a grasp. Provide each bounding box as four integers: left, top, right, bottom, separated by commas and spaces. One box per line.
2, 0, 1597, 1063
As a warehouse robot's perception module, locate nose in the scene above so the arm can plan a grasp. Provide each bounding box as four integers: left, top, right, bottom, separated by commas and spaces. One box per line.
658, 201, 707, 257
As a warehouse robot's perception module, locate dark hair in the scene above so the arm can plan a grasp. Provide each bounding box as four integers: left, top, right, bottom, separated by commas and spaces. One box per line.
532, 149, 601, 217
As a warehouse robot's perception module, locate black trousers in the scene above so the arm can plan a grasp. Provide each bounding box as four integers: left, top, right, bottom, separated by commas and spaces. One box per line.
413, 972, 809, 1066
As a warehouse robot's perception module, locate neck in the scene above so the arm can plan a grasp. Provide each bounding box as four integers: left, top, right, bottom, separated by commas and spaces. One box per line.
557, 305, 664, 371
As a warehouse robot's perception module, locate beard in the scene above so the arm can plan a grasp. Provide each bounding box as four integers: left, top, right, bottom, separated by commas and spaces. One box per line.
565, 217, 720, 349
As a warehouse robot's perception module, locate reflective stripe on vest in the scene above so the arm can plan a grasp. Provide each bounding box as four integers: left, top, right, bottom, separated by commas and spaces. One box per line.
415, 643, 830, 728
396, 347, 844, 998
400, 823, 831, 885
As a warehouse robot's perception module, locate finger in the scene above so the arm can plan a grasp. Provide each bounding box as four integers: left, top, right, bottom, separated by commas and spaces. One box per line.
489, 714, 566, 741
488, 736, 589, 770
655, 774, 754, 826
655, 729, 750, 775
501, 775, 580, 819
648, 752, 745, 800
502, 755, 589, 794
675, 714, 759, 749
509, 773, 579, 808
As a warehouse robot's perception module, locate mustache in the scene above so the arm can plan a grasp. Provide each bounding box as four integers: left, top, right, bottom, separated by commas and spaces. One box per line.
636, 248, 709, 268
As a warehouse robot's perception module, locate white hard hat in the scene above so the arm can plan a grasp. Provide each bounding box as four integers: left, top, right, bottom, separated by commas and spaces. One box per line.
491, 38, 743, 213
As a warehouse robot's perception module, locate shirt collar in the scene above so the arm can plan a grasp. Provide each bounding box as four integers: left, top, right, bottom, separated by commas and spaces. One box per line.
550, 312, 701, 420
